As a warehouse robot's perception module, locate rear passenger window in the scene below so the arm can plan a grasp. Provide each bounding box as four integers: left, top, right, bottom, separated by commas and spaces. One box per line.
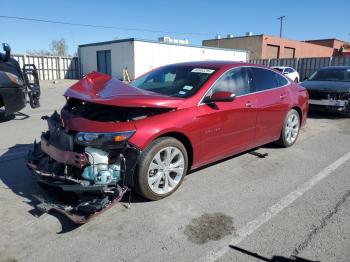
276, 73, 289, 86
251, 67, 288, 91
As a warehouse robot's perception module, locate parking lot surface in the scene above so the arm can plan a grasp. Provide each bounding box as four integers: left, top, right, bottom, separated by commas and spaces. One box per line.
0, 80, 349, 262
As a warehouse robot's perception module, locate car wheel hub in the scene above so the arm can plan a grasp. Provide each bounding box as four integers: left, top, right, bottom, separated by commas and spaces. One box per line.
285, 113, 299, 144
147, 146, 184, 195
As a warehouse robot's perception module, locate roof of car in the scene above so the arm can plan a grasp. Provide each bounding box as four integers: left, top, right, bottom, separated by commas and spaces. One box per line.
271, 66, 290, 69
165, 61, 265, 69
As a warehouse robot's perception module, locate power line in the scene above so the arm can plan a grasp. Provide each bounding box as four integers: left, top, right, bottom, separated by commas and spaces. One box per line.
0, 15, 214, 36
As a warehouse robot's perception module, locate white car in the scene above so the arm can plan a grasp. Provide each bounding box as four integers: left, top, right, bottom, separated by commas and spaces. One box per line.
271, 66, 300, 83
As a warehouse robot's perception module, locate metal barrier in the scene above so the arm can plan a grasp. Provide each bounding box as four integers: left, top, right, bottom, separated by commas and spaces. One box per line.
13, 54, 79, 80
250, 56, 350, 80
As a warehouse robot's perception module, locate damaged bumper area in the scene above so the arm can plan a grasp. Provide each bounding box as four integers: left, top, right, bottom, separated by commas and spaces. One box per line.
308, 90, 350, 114
27, 112, 141, 224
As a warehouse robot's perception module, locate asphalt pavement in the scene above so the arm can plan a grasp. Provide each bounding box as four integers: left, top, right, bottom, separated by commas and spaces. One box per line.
0, 80, 349, 262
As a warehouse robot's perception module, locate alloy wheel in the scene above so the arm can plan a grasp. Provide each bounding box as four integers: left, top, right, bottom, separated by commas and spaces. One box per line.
147, 146, 185, 195
285, 113, 300, 144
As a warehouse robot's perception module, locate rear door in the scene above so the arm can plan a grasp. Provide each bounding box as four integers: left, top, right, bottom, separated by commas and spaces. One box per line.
197, 67, 257, 165
250, 67, 290, 146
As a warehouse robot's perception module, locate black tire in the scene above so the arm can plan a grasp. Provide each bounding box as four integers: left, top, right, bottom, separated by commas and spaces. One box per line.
277, 109, 301, 148
135, 137, 188, 200
294, 78, 299, 83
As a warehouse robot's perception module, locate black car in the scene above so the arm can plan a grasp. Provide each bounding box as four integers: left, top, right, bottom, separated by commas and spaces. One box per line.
301, 66, 350, 115
0, 43, 40, 116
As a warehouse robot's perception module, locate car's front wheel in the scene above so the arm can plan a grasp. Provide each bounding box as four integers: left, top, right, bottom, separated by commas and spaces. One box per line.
277, 109, 300, 147
136, 137, 188, 200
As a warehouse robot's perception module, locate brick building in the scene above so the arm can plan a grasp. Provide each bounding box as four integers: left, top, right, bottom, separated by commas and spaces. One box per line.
203, 34, 348, 60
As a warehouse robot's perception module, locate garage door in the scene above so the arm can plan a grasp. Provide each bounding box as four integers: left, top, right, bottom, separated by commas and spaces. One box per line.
266, 44, 280, 59
284, 47, 295, 58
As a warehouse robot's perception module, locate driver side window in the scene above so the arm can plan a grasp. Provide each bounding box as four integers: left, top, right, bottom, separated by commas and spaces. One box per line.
209, 67, 252, 97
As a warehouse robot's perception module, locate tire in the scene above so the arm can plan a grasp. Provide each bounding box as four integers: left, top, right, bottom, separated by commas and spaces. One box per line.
294, 77, 299, 83
277, 109, 301, 147
135, 137, 188, 200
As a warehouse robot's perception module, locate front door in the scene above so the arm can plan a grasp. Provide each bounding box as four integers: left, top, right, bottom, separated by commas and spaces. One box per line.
197, 67, 257, 166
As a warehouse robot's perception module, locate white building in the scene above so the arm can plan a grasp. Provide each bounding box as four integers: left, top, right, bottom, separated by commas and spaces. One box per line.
78, 38, 249, 80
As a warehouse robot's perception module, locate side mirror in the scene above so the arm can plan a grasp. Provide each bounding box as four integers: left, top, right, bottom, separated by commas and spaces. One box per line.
2, 43, 11, 62
203, 91, 236, 103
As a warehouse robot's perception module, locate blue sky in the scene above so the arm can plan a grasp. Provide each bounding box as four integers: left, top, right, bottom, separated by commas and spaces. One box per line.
1, 0, 349, 55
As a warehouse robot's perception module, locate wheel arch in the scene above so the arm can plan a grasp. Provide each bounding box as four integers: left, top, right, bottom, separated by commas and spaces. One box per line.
291, 106, 302, 121
156, 131, 194, 169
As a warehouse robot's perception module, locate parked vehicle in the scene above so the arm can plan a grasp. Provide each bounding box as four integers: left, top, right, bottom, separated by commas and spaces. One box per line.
271, 66, 300, 83
27, 61, 308, 223
0, 43, 40, 116
300, 66, 350, 115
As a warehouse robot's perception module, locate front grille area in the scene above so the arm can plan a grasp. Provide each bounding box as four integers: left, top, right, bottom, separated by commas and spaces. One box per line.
308, 90, 350, 100
308, 90, 330, 100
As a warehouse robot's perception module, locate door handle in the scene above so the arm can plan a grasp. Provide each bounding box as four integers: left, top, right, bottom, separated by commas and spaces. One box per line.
280, 94, 286, 99
245, 101, 253, 108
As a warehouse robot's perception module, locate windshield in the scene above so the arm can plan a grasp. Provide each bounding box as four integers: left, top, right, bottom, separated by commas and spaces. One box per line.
130, 65, 216, 98
308, 68, 350, 82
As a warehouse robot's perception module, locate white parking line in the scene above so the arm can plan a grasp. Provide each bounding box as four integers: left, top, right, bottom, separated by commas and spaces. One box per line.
197, 151, 350, 262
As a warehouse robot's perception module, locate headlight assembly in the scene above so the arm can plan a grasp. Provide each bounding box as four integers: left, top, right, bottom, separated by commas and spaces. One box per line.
75, 130, 135, 146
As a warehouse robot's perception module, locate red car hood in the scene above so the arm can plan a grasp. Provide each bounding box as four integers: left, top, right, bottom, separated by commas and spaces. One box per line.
64, 72, 185, 108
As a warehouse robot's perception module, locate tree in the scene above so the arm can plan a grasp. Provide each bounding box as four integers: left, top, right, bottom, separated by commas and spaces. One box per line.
50, 38, 68, 56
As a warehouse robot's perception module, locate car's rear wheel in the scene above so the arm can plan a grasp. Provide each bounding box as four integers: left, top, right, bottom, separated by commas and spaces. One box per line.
277, 109, 300, 147
294, 77, 299, 83
136, 137, 188, 200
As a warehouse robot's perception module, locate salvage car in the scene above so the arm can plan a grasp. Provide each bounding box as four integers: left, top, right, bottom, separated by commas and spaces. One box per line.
271, 66, 300, 83
0, 43, 40, 116
27, 61, 308, 223
301, 66, 350, 115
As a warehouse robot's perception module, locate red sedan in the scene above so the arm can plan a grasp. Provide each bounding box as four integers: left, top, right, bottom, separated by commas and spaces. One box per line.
28, 61, 308, 221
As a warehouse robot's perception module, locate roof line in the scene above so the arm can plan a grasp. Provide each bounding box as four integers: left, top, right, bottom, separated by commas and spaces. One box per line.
78, 38, 248, 53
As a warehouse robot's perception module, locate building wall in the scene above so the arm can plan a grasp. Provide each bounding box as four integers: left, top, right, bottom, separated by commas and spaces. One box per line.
78, 40, 135, 80
261, 35, 335, 58
79, 39, 249, 80
133, 41, 248, 78
305, 39, 346, 49
203, 35, 337, 59
203, 35, 263, 60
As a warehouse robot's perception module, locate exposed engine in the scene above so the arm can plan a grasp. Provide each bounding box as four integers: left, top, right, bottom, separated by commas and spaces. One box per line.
82, 147, 121, 185
65, 97, 173, 122
27, 112, 141, 224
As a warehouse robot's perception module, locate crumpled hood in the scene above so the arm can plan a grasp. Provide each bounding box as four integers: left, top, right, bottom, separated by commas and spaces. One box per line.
64, 71, 185, 108
300, 80, 350, 92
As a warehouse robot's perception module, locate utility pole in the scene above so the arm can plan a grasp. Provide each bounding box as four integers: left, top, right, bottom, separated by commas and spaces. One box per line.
277, 16, 285, 38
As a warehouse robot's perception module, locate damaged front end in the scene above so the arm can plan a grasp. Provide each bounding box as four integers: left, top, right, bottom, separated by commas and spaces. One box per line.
27, 112, 141, 224
308, 90, 350, 114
